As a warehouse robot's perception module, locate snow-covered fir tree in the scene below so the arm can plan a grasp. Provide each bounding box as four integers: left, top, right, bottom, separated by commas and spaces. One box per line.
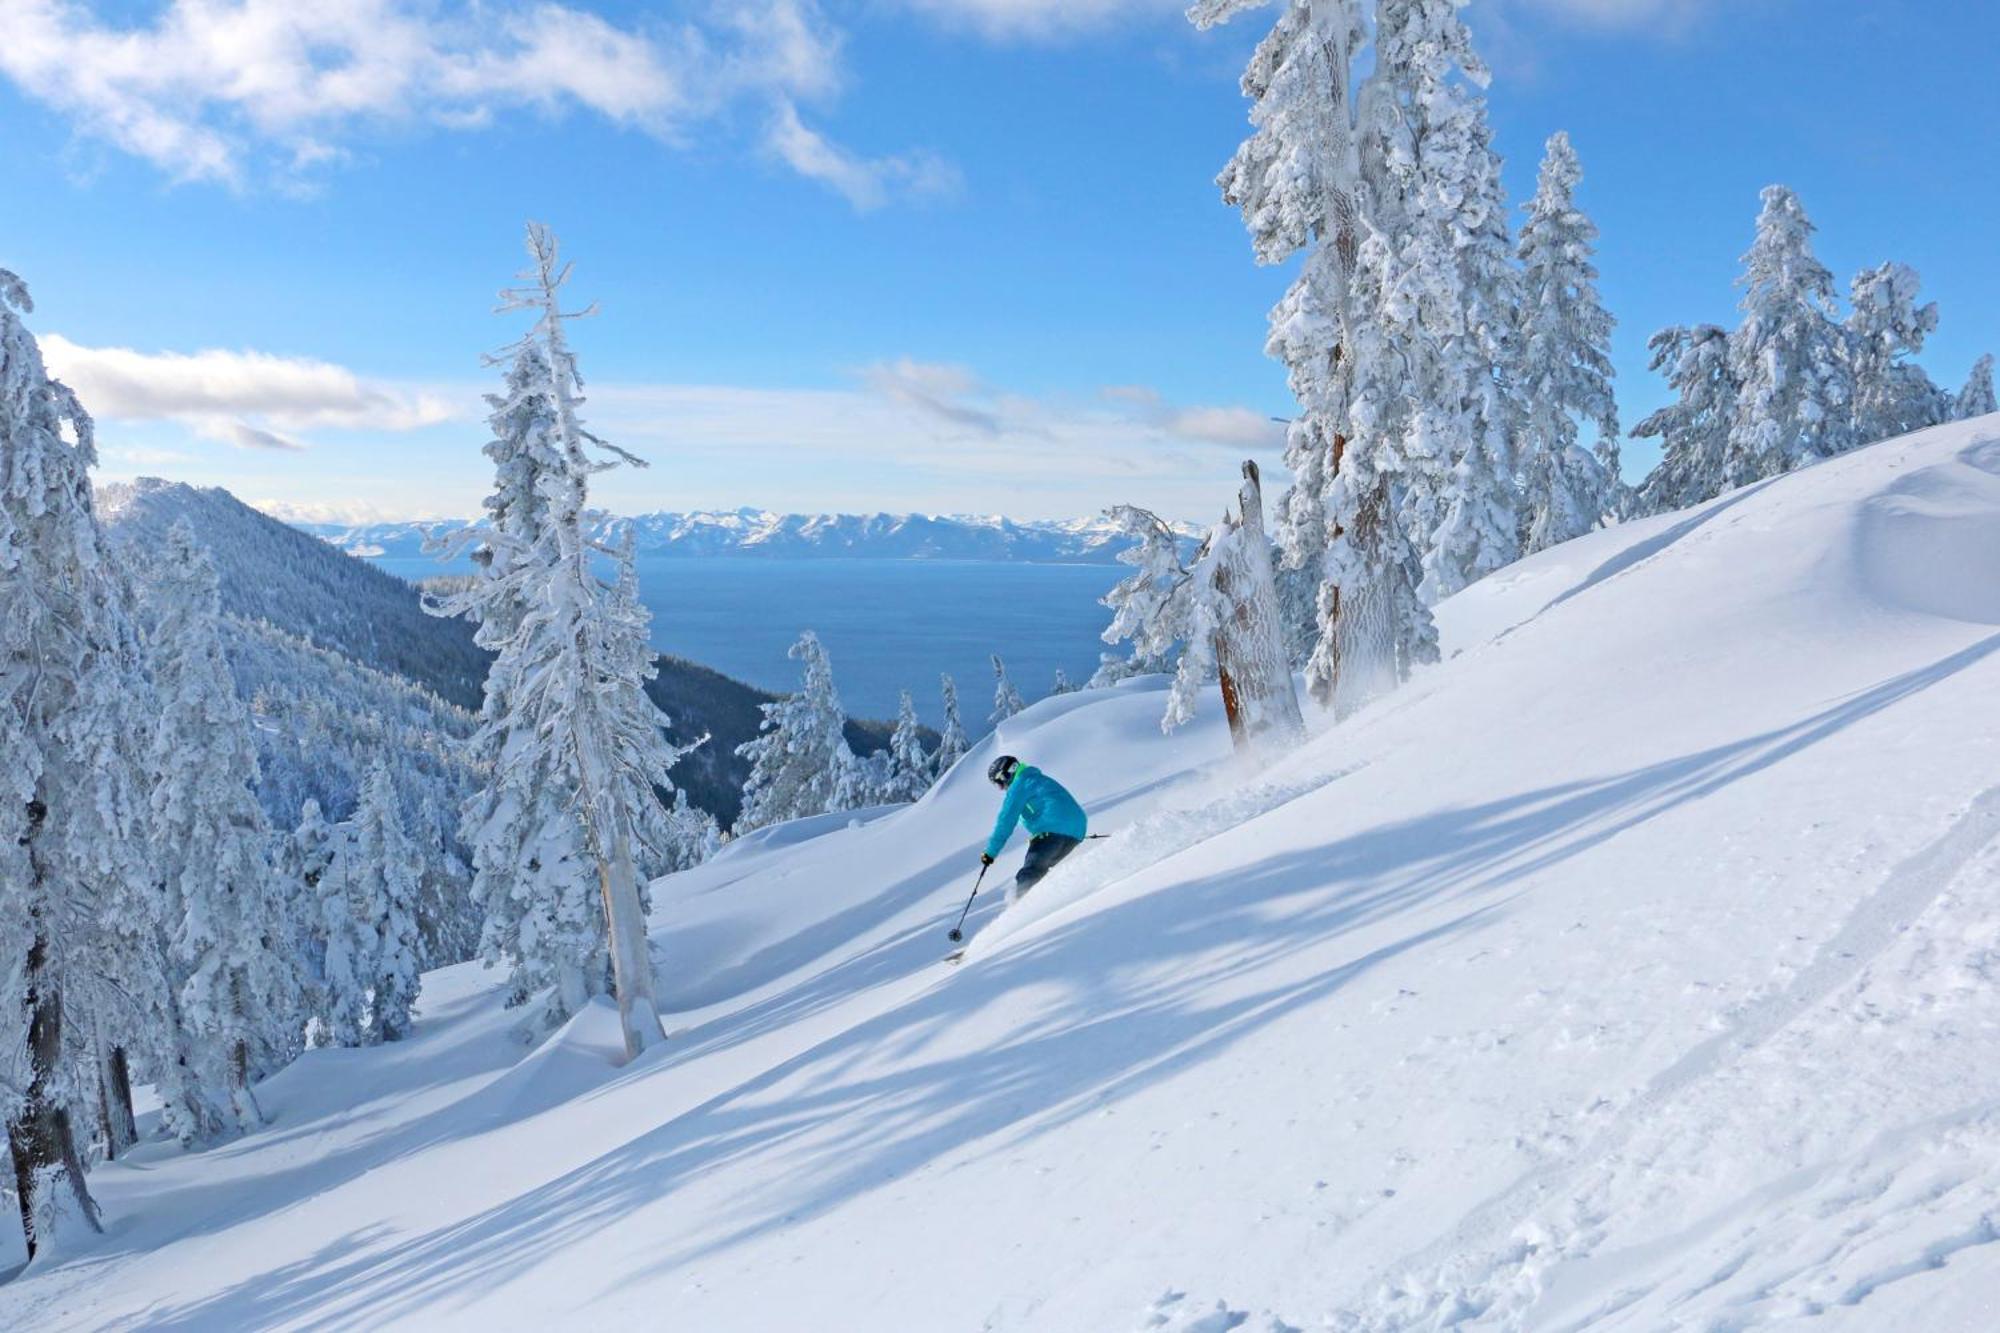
342, 761, 424, 1043
35, 514, 170, 1169
1192, 0, 1374, 704
989, 654, 1026, 725
603, 529, 717, 878
428, 322, 590, 1026
1958, 353, 1997, 420
1727, 186, 1853, 479
430, 224, 697, 1057
935, 674, 970, 776
1050, 668, 1078, 695
1201, 0, 1515, 708
1631, 323, 1738, 515
1845, 261, 1944, 445
284, 799, 336, 1025
1516, 130, 1621, 551
146, 519, 300, 1133
1095, 504, 1190, 684
735, 631, 859, 833
884, 690, 933, 803
0, 267, 135, 1251
314, 821, 373, 1048
1372, 0, 1526, 601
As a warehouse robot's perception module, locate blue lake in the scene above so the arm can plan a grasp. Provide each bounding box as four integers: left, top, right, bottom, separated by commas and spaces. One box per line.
375, 555, 1126, 729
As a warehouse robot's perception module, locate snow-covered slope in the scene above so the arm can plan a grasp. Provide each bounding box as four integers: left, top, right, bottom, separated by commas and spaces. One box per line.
16, 417, 2000, 1329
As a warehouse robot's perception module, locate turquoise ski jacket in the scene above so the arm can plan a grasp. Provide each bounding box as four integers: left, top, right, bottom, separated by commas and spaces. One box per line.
984, 764, 1088, 860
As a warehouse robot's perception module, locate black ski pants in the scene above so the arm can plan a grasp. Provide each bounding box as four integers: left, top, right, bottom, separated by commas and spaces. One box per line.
1015, 833, 1083, 897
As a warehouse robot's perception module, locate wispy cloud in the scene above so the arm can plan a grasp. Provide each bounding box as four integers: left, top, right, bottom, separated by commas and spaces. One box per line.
40, 334, 457, 453
67, 340, 1283, 520
891, 0, 1183, 41
0, 0, 946, 208
550, 359, 1286, 520
1512, 0, 1717, 30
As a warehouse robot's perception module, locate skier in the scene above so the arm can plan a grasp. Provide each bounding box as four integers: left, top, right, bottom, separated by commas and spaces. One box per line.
980, 754, 1088, 905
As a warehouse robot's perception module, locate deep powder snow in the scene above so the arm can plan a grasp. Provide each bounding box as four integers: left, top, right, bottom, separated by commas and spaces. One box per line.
8, 417, 2000, 1330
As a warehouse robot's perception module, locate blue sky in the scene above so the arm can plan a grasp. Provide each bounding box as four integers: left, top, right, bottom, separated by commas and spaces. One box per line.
1, 0, 1993, 523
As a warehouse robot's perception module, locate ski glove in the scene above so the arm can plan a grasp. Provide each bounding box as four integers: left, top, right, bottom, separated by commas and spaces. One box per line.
980, 853, 995, 867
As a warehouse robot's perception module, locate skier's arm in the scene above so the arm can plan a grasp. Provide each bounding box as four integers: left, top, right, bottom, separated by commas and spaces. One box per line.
984, 780, 1029, 860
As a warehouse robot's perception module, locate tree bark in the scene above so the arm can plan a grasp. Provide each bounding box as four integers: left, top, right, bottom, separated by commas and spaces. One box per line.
103, 1045, 138, 1157
9, 800, 103, 1259
1214, 462, 1307, 754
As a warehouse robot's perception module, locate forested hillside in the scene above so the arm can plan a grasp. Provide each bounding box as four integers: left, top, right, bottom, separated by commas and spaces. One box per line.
102, 479, 492, 709
101, 478, 906, 829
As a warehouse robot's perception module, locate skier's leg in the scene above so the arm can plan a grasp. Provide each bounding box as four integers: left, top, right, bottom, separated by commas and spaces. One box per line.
1011, 834, 1083, 902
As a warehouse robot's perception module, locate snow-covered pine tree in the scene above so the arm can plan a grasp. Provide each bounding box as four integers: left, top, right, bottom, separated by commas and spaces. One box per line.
990, 654, 1026, 725
735, 631, 859, 833
314, 819, 373, 1048
432, 225, 698, 1056
147, 518, 299, 1133
0, 267, 122, 1252
602, 529, 715, 879
284, 799, 336, 1025
1845, 261, 1945, 445
1369, 0, 1525, 602
1630, 323, 1737, 515
427, 320, 588, 1026
1727, 186, 1854, 480
345, 761, 423, 1043
1095, 504, 1191, 684
1958, 353, 1998, 420
45, 542, 164, 1167
935, 674, 970, 776
1516, 130, 1621, 552
1193, 0, 1373, 704
885, 689, 933, 803
1050, 668, 1078, 695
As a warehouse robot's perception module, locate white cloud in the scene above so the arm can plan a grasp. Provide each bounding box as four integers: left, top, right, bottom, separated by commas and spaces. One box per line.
101, 444, 192, 466
1101, 384, 1285, 449
574, 367, 1282, 520
40, 334, 457, 452
1515, 0, 1715, 28
0, 0, 944, 207
860, 358, 1004, 433
891, 0, 1182, 41
765, 100, 961, 211
250, 496, 436, 525
221, 421, 307, 452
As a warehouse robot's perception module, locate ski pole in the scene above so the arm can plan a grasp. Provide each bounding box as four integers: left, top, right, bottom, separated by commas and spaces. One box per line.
947, 865, 989, 943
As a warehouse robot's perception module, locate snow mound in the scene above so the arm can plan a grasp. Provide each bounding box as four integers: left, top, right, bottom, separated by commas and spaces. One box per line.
12, 418, 2000, 1331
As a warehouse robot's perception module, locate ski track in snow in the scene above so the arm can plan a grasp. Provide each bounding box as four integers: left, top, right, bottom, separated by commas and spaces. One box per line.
13, 421, 2000, 1331
1350, 783, 2000, 1330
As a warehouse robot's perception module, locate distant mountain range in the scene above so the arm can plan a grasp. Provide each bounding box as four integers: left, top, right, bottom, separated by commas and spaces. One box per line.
304, 507, 1200, 566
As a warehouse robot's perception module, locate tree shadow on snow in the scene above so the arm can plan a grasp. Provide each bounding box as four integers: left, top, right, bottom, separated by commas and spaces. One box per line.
124, 631, 2000, 1330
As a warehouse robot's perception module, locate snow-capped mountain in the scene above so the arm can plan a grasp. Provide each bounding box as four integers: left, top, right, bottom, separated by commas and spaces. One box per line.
307, 507, 1201, 565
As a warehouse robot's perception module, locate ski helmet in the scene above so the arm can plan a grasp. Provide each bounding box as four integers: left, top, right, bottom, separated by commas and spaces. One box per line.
987, 754, 1020, 788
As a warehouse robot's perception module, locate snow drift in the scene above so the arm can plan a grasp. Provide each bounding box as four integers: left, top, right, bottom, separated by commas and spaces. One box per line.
8, 417, 2000, 1329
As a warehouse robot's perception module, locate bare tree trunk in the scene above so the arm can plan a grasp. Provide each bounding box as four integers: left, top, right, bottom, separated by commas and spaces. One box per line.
1213, 462, 1307, 755
10, 800, 103, 1260
592, 834, 664, 1061
103, 1045, 137, 1157
573, 737, 665, 1062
